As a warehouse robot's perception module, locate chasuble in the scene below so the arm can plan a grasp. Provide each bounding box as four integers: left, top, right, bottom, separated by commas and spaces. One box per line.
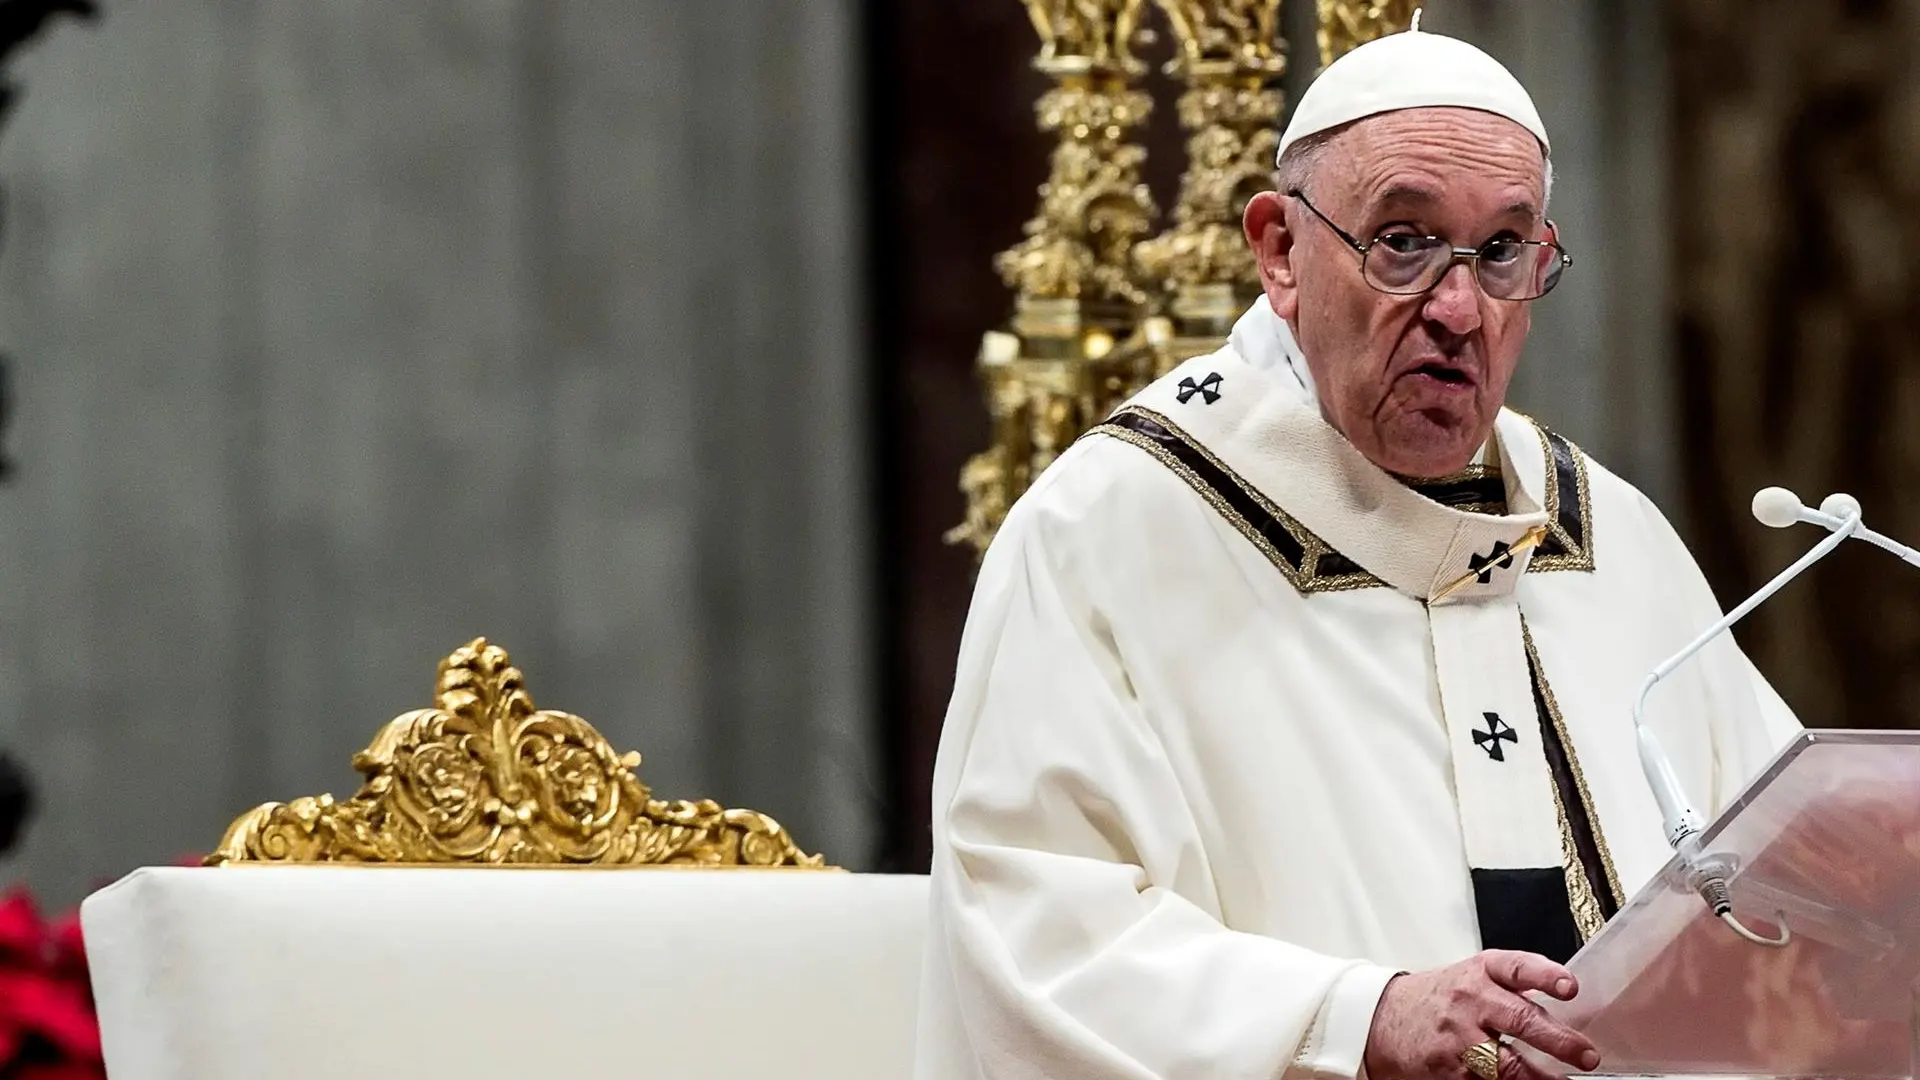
914, 302, 1802, 1080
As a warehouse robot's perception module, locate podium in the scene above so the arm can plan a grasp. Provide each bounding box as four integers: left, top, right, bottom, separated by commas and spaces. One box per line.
1528, 730, 1920, 1079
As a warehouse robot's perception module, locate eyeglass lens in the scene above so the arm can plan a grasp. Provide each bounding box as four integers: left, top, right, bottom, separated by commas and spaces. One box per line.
1365, 236, 1563, 300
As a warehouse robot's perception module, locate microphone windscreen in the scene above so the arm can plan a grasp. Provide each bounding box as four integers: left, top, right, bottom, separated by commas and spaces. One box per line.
1820, 492, 1863, 521
1751, 487, 1805, 528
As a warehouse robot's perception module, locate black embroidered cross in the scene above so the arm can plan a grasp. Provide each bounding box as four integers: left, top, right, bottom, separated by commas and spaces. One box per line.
1467, 540, 1513, 585
1473, 712, 1517, 761
1176, 372, 1223, 405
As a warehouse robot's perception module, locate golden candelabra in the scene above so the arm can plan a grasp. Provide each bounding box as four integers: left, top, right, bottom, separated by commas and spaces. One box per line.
1134, 0, 1288, 360
1317, 0, 1419, 66
951, 0, 1416, 559
948, 1, 1161, 555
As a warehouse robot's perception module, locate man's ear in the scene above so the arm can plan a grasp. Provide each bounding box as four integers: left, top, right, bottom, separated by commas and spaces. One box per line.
1243, 191, 1300, 320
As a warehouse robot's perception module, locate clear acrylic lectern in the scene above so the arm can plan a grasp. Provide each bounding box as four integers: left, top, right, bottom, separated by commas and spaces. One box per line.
1524, 731, 1920, 1079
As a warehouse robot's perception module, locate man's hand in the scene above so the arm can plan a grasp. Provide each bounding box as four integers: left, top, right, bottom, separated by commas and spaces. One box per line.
1362, 950, 1601, 1080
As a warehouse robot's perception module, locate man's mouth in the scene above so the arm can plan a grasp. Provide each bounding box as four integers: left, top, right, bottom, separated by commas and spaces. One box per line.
1408, 360, 1475, 389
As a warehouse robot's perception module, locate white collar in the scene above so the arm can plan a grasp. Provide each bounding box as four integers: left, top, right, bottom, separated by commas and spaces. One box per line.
1228, 295, 1318, 404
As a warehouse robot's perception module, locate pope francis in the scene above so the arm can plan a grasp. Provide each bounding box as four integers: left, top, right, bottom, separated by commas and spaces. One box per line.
914, 21, 1802, 1080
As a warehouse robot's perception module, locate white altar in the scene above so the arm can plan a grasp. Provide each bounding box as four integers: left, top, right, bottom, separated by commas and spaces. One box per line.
84, 866, 927, 1079
79, 639, 930, 1079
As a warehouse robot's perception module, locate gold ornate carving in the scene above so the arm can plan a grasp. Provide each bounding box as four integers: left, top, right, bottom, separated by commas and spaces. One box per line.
995, 83, 1156, 308
1134, 0, 1285, 369
207, 639, 826, 868
1316, 0, 1418, 67
1156, 0, 1280, 72
1023, 0, 1152, 73
955, 0, 1420, 555
950, 2, 1161, 559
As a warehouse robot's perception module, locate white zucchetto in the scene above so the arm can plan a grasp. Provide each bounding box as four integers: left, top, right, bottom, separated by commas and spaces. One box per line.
1276, 21, 1549, 163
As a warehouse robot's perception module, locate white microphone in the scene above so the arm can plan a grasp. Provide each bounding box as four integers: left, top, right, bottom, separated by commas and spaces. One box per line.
1753, 486, 1920, 568
1749, 486, 1807, 528
1630, 488, 1875, 945
1635, 488, 1864, 851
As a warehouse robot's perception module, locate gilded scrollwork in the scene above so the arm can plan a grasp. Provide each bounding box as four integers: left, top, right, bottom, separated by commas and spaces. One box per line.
1156, 0, 1282, 73
947, 333, 1031, 556
947, 446, 1018, 555
954, 3, 1161, 560
1135, 0, 1284, 356
1023, 0, 1151, 73
1316, 0, 1418, 67
955, 0, 1418, 555
207, 639, 826, 868
994, 84, 1156, 308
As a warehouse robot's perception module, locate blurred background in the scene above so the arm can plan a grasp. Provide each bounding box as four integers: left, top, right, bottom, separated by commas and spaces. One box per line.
0, 0, 1914, 906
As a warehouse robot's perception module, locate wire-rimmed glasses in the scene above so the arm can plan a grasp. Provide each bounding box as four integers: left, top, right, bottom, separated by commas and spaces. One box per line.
1289, 189, 1571, 301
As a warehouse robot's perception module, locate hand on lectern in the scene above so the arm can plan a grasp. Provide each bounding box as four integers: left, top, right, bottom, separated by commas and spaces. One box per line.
1363, 950, 1600, 1080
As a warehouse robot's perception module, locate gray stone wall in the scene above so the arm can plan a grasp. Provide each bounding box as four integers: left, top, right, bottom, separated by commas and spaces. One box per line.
0, 1, 874, 904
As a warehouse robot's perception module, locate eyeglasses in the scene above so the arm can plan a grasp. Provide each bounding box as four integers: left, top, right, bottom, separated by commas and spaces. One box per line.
1288, 189, 1571, 301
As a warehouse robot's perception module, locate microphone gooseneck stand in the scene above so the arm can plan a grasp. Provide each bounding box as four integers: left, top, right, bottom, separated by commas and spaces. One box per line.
1631, 488, 1919, 947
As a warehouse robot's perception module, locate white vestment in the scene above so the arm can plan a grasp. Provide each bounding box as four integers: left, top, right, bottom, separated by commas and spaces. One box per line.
914, 301, 1802, 1080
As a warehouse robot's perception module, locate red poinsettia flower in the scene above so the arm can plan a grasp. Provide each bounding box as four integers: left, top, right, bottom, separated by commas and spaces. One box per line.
0, 889, 103, 1078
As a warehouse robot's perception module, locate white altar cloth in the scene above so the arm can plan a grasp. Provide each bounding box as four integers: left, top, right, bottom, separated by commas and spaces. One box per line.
82, 866, 928, 1080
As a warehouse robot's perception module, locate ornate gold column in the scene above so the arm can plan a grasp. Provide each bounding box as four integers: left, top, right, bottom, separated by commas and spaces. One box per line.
1132, 1, 1285, 369
1315, 0, 1417, 66
946, 3, 1159, 558
951, 1, 1419, 556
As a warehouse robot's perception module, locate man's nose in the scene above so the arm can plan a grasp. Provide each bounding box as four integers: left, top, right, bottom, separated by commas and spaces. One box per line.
1421, 260, 1483, 335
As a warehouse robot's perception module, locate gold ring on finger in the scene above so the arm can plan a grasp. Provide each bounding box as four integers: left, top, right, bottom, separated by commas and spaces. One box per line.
1462, 1039, 1502, 1080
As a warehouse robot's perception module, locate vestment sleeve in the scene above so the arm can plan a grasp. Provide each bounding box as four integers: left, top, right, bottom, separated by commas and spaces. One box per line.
927, 477, 1399, 1080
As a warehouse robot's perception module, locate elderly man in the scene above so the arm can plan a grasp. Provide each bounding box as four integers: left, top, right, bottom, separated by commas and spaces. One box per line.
915, 22, 1800, 1080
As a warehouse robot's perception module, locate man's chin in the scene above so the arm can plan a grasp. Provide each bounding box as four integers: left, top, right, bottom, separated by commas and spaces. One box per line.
1366, 411, 1488, 479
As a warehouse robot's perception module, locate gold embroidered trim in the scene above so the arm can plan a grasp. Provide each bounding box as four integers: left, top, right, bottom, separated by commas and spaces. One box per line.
1397, 463, 1501, 485
1092, 408, 1595, 591
1296, 557, 1386, 593
1093, 423, 1297, 578
1527, 422, 1597, 574
1091, 408, 1384, 594
1552, 778, 1607, 942
1523, 623, 1626, 922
